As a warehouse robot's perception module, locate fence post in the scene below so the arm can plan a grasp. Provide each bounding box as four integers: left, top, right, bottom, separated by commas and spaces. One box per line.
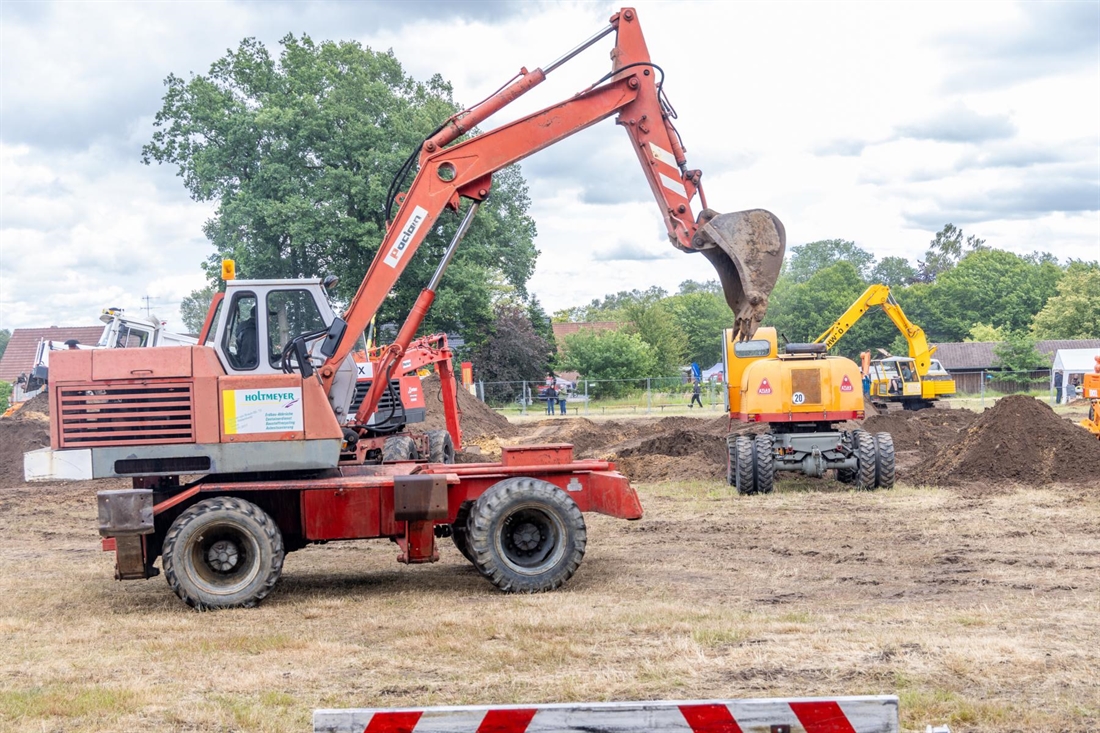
584, 380, 589, 415
477, 380, 484, 402
521, 381, 527, 416
646, 378, 651, 414
980, 370, 985, 408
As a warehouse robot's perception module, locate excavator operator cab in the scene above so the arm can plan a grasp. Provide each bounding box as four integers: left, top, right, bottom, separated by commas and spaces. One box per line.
870, 357, 922, 398
722, 327, 777, 415
211, 279, 358, 420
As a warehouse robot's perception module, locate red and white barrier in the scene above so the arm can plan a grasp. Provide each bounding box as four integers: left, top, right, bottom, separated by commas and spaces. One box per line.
314, 696, 899, 733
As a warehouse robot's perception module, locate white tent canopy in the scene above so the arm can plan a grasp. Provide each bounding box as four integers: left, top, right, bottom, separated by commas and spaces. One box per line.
1050, 348, 1100, 403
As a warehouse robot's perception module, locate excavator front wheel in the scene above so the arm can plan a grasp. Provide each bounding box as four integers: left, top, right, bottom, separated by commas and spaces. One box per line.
162, 497, 284, 610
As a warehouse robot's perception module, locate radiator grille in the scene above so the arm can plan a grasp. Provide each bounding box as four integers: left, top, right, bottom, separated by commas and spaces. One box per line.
791, 369, 822, 405
58, 382, 195, 448
350, 379, 406, 429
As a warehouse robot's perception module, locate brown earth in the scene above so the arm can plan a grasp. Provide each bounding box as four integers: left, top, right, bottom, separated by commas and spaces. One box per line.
863, 407, 978, 480
419, 374, 517, 439
913, 394, 1100, 489
0, 393, 51, 486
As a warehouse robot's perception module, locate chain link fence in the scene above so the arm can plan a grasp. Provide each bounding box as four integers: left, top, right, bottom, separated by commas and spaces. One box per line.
472, 377, 727, 416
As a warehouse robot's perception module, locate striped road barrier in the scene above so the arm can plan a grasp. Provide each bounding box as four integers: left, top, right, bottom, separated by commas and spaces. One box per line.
314, 696, 899, 732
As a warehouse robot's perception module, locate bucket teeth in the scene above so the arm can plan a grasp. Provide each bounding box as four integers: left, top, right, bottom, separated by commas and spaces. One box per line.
691, 209, 786, 341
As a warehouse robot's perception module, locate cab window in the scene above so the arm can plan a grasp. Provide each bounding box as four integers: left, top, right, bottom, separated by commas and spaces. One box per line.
267, 289, 327, 368
734, 339, 771, 359
203, 299, 224, 346
222, 292, 258, 370
116, 325, 150, 348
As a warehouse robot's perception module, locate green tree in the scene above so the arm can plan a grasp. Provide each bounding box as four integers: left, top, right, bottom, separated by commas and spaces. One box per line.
621, 295, 685, 376
869, 256, 917, 287
0, 381, 11, 413
668, 291, 731, 367
966, 323, 1006, 342
914, 223, 987, 283
180, 285, 217, 335
1030, 262, 1100, 339
470, 303, 553, 402
932, 249, 1061, 336
561, 330, 657, 398
785, 239, 874, 284
143, 35, 537, 344
0, 329, 9, 362
993, 332, 1046, 384
677, 279, 722, 295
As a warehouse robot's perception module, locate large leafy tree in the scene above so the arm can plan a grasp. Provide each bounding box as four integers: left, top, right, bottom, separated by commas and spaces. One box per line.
784, 239, 875, 284
0, 329, 10, 362
913, 223, 987, 283
931, 248, 1061, 336
561, 329, 657, 397
179, 285, 217, 335
667, 291, 731, 368
144, 35, 537, 342
1030, 261, 1100, 339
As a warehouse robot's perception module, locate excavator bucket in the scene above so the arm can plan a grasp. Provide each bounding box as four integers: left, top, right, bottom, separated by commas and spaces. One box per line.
691, 209, 786, 341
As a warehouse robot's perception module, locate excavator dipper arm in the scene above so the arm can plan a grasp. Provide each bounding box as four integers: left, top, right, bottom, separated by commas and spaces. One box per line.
324, 8, 786, 427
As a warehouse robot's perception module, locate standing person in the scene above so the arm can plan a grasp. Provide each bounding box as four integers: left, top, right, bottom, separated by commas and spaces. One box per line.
1055, 371, 1063, 404
544, 384, 558, 415
689, 380, 703, 409
557, 387, 567, 416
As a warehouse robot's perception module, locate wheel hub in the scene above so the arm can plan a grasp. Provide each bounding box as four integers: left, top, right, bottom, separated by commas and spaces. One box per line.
206, 539, 240, 573
511, 522, 542, 553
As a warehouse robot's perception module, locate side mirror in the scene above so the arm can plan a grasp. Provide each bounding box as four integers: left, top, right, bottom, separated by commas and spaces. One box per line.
320, 318, 347, 358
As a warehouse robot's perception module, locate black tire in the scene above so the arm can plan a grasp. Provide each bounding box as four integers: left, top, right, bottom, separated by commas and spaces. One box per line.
426, 429, 455, 464
754, 434, 775, 494
734, 436, 756, 495
452, 501, 475, 563
836, 429, 862, 484
162, 497, 284, 610
874, 432, 896, 489
854, 430, 877, 491
382, 435, 419, 462
466, 477, 586, 592
726, 435, 737, 486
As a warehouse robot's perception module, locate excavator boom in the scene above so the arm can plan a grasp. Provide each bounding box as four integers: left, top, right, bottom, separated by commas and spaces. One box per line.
323, 8, 786, 427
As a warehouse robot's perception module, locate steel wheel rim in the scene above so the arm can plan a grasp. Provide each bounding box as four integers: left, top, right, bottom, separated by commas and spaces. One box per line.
187, 521, 262, 597
494, 502, 566, 576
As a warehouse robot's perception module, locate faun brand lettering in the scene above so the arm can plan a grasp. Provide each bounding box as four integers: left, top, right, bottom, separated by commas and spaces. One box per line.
384, 206, 429, 268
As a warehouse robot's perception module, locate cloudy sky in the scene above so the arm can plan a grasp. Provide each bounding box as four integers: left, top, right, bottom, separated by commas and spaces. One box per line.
1, 0, 1097, 332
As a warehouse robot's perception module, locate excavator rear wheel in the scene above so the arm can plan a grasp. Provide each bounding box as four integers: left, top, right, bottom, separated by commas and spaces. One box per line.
466, 477, 586, 593
874, 432, 896, 489
854, 431, 878, 491
382, 435, 419, 462
733, 436, 756, 495
427, 429, 455, 464
753, 434, 775, 494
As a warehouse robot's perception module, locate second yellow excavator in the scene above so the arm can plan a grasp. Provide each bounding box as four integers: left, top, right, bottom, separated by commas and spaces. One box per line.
814, 284, 956, 411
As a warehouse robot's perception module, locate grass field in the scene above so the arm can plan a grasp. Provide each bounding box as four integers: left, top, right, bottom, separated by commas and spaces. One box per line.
2, 476, 1098, 732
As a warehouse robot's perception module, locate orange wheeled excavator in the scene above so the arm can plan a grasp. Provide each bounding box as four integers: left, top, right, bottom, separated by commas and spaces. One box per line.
25, 8, 786, 609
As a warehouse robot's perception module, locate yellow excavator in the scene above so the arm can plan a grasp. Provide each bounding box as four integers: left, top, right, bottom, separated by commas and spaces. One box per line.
1081, 363, 1100, 440
814, 284, 955, 411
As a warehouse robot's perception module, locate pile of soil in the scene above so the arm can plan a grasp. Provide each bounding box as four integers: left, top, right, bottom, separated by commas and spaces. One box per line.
0, 393, 52, 486
418, 375, 516, 439
864, 407, 976, 456
913, 395, 1100, 487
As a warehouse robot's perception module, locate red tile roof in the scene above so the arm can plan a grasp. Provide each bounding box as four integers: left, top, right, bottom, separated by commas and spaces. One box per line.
0, 326, 104, 383
551, 321, 620, 339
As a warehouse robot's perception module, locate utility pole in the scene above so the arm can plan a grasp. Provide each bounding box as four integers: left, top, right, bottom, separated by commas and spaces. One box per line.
142, 295, 153, 317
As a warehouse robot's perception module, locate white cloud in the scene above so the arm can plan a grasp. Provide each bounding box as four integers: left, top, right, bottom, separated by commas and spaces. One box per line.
1, 0, 1097, 332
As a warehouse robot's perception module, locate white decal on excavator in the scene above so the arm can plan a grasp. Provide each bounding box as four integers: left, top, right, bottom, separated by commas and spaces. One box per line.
649, 141, 678, 169
659, 172, 687, 199
384, 206, 429, 268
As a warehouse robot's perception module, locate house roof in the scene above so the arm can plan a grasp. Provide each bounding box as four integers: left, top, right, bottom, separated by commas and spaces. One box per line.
932, 339, 1100, 371
0, 326, 103, 383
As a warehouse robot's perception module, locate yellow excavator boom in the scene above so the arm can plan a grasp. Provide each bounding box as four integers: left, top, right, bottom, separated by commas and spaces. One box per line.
813, 284, 937, 376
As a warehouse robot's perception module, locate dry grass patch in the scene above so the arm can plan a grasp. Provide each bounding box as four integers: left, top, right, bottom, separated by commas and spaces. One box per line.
1, 478, 1098, 732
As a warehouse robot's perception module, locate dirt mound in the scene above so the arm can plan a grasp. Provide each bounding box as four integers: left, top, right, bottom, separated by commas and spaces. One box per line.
419, 375, 516, 439
914, 395, 1100, 487
864, 407, 976, 455
12, 392, 50, 419
0, 407, 51, 486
